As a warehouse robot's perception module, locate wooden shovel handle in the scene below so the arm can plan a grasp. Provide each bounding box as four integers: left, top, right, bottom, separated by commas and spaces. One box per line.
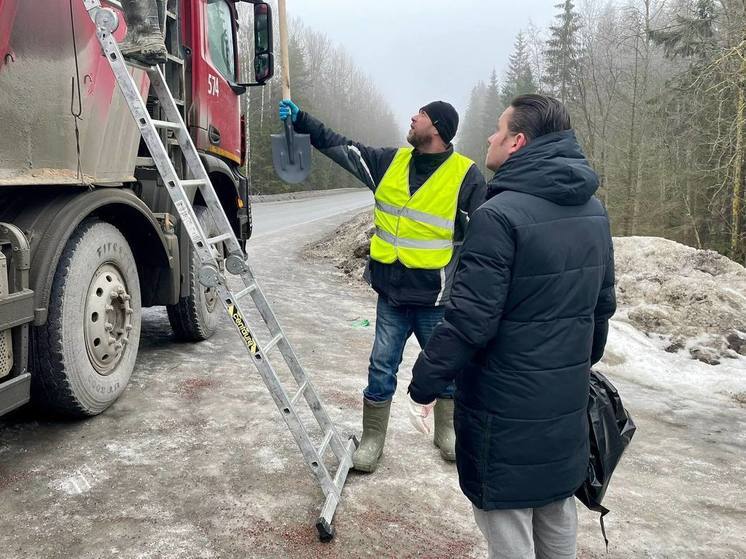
278, 0, 291, 100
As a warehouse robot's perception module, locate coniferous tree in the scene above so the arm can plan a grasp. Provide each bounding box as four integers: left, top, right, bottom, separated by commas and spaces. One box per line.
236, 8, 400, 194
483, 70, 503, 131
502, 32, 538, 104
544, 0, 581, 103
457, 81, 488, 169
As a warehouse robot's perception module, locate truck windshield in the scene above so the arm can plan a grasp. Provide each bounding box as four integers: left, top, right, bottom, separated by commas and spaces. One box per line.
206, 0, 235, 80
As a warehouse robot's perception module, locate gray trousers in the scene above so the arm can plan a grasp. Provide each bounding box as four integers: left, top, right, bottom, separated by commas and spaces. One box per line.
472, 497, 578, 559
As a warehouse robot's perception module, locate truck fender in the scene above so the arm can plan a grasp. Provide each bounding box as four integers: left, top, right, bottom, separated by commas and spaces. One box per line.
0, 188, 177, 325
174, 153, 248, 298
200, 153, 251, 240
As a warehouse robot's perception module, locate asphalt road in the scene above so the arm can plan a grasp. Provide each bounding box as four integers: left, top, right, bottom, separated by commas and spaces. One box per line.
1, 189, 744, 558
1, 189, 488, 559
250, 189, 373, 239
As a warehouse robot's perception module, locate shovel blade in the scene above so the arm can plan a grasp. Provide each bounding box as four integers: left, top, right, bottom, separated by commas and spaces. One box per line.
271, 131, 312, 184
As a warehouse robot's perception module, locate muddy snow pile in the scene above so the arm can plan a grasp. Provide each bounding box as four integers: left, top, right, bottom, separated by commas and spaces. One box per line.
304, 210, 373, 284
306, 213, 746, 365
614, 236, 746, 364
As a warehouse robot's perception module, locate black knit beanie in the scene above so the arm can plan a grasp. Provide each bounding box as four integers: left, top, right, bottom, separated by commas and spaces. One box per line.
420, 101, 459, 144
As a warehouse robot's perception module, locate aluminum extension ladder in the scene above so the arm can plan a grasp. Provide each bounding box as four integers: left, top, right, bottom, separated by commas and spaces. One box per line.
82, 0, 356, 541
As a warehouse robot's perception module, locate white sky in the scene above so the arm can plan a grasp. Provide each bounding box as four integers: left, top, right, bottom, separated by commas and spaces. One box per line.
287, 0, 558, 135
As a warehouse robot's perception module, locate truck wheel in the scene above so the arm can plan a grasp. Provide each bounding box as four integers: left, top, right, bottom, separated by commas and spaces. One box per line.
166, 206, 221, 341
32, 219, 141, 417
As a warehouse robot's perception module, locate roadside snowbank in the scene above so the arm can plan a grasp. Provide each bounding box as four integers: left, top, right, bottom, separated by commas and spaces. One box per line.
614, 236, 746, 364
305, 212, 746, 374
304, 210, 372, 284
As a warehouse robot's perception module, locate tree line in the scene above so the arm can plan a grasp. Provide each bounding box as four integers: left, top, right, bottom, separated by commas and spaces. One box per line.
236, 5, 400, 195
456, 0, 746, 263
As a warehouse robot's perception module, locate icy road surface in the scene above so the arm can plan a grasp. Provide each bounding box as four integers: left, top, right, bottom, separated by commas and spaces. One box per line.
1, 190, 744, 558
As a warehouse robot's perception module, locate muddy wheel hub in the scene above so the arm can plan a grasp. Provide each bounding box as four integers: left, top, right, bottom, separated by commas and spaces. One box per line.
203, 245, 223, 313
85, 264, 133, 376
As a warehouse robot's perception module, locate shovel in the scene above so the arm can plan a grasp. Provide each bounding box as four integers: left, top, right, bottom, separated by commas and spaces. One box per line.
271, 0, 311, 184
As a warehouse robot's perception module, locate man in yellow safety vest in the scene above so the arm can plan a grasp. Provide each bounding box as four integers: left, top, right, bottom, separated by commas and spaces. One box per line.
279, 99, 486, 472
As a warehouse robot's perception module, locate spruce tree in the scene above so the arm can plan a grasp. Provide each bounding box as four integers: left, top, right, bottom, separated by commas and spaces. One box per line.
502, 32, 538, 105
544, 0, 581, 103
483, 70, 503, 130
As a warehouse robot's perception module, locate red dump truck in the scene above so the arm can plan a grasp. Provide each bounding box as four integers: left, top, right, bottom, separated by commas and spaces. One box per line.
0, 0, 274, 417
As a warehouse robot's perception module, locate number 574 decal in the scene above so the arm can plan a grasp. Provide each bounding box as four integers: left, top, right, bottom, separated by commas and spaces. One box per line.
208, 74, 220, 96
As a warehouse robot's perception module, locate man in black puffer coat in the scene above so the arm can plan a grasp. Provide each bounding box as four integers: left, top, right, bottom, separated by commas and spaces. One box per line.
407, 94, 616, 558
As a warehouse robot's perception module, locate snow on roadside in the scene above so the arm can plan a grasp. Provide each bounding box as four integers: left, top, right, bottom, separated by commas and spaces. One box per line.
614, 236, 746, 365
303, 210, 372, 285
305, 213, 746, 404
597, 319, 745, 406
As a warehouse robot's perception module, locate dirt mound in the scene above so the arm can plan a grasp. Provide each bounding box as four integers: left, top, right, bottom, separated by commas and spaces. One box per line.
614, 236, 746, 364
304, 210, 373, 283
306, 216, 746, 364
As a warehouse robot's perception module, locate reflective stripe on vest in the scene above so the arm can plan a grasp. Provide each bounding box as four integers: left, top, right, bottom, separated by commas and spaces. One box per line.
370, 147, 474, 269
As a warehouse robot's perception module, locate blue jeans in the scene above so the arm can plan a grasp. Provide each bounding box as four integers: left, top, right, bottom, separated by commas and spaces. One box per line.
364, 296, 454, 402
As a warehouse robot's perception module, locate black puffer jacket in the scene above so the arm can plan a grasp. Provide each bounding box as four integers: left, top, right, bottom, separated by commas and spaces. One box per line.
409, 130, 616, 510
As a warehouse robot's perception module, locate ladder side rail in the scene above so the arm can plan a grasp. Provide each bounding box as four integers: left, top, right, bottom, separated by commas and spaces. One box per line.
238, 281, 350, 461
89, 23, 220, 274
147, 59, 351, 471
219, 284, 340, 499
83, 1, 355, 539
148, 70, 244, 258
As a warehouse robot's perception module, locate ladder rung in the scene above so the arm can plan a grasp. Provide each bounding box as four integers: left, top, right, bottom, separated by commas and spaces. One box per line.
180, 179, 205, 189
83, 6, 355, 538
207, 232, 232, 245
263, 333, 283, 354
166, 54, 184, 65
317, 430, 334, 458
290, 381, 308, 407
234, 284, 257, 300
135, 156, 155, 167
152, 119, 181, 130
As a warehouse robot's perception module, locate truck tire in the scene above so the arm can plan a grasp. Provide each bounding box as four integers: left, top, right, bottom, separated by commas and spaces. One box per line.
166, 205, 221, 341
32, 219, 141, 417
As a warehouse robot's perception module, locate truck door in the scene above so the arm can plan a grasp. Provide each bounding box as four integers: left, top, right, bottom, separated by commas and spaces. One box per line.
190, 0, 241, 165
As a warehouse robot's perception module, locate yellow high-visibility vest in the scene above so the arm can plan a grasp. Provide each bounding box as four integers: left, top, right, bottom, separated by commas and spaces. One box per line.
370, 148, 474, 269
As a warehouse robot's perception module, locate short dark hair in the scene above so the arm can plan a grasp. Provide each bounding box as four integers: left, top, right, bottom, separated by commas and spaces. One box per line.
507, 94, 571, 142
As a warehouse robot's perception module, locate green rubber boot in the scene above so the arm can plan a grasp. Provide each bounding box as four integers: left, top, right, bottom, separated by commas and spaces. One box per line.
352, 398, 391, 473
434, 398, 456, 462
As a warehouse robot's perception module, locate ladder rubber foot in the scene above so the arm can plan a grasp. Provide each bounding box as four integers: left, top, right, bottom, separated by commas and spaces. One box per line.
316, 518, 335, 543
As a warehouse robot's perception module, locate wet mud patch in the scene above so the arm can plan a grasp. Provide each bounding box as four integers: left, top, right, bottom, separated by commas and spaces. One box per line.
0, 470, 32, 491
324, 390, 362, 410
342, 504, 479, 559
178, 377, 220, 400
240, 505, 479, 559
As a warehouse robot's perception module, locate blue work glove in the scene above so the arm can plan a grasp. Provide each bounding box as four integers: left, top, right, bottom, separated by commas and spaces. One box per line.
279, 99, 299, 122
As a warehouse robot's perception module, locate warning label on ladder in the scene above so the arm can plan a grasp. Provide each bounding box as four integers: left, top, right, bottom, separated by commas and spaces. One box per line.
227, 304, 259, 355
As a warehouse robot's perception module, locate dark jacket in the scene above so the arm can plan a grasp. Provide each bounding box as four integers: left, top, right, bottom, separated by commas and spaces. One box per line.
408, 130, 616, 510
294, 111, 486, 306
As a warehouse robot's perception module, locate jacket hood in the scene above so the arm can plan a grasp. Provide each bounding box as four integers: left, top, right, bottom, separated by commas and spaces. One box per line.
487, 130, 599, 206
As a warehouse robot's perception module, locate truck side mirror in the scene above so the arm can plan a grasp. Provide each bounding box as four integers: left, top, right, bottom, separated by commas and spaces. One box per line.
230, 1, 274, 94
253, 2, 274, 84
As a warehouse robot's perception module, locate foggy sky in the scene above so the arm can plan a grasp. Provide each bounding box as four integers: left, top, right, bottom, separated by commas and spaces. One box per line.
287, 0, 557, 139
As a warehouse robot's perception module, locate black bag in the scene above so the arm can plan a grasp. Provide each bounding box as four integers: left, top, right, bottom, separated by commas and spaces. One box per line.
575, 369, 636, 547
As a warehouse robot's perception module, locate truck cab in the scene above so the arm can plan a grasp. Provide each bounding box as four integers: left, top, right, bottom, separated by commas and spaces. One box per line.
0, 0, 274, 417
